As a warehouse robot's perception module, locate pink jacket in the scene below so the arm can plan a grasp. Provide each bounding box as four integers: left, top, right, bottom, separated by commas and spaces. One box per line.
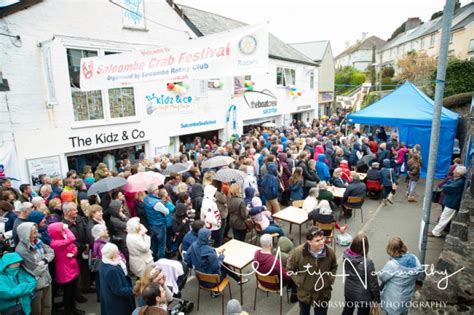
48, 222, 80, 284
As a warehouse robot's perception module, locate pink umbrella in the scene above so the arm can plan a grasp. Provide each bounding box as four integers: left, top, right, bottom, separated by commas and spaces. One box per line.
124, 171, 165, 193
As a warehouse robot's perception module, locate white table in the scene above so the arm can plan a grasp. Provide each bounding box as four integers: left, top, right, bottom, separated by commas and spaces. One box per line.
329, 186, 346, 199
217, 239, 261, 305
272, 206, 309, 244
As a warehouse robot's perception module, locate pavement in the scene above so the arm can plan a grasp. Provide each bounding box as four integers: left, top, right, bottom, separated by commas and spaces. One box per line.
77, 179, 445, 315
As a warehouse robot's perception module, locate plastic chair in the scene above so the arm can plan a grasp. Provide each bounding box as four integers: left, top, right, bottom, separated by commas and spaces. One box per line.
366, 180, 382, 200
253, 273, 289, 315
194, 271, 232, 315
314, 222, 336, 254
343, 196, 364, 223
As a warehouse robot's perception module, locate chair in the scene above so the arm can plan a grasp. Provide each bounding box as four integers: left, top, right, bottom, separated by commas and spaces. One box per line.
253, 220, 279, 245
194, 271, 232, 315
366, 180, 382, 200
253, 273, 289, 315
314, 222, 336, 254
343, 196, 364, 223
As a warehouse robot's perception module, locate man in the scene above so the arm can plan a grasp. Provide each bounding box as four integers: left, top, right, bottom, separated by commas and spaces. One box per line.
12, 202, 34, 245
144, 184, 169, 259
297, 151, 320, 198
18, 184, 33, 203
366, 162, 382, 181
287, 227, 338, 315
429, 166, 467, 237
16, 222, 55, 315
164, 173, 180, 204
342, 174, 366, 211
181, 220, 204, 255
1, 178, 20, 200
254, 234, 298, 302
62, 202, 90, 303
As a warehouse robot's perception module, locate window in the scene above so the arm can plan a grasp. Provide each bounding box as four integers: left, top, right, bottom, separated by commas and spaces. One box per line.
67, 49, 136, 122
430, 34, 436, 47
397, 46, 400, 55
309, 72, 314, 89
276, 67, 295, 86
469, 39, 474, 52
410, 41, 414, 50
420, 38, 425, 49
449, 32, 453, 43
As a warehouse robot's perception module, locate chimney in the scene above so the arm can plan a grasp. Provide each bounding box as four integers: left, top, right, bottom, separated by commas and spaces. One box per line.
405, 17, 422, 32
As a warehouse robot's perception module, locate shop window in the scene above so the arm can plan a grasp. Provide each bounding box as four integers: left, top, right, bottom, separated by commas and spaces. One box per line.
67, 49, 136, 122
276, 67, 295, 86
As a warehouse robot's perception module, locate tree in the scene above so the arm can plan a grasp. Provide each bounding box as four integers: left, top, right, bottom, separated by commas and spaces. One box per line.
382, 66, 395, 78
431, 58, 474, 97
396, 51, 437, 83
335, 66, 366, 94
430, 0, 461, 20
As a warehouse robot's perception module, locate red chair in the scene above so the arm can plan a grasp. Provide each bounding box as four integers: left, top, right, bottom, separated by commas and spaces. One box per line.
366, 180, 382, 200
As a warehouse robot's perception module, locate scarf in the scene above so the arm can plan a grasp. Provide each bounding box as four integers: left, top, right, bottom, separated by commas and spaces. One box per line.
102, 256, 128, 276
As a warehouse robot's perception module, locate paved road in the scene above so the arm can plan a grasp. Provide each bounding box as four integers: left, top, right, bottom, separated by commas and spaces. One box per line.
78, 180, 445, 314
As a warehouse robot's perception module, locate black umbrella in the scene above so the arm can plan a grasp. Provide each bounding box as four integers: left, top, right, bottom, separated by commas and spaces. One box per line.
87, 177, 127, 196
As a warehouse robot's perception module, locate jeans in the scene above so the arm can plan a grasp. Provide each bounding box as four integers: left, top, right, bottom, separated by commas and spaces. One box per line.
233, 228, 247, 242
150, 224, 167, 259
408, 180, 417, 196
299, 301, 328, 315
382, 186, 392, 199
263, 223, 285, 237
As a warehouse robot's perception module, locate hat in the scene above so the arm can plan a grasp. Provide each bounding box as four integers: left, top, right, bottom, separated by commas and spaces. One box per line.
101, 242, 118, 260
61, 191, 75, 202
147, 184, 159, 193
227, 299, 242, 315
27, 210, 45, 224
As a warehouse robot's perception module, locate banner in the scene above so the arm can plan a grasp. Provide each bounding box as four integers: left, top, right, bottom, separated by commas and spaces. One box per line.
80, 24, 268, 91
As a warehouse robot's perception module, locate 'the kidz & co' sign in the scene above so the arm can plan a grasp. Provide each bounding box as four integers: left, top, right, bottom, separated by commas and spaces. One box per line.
80, 24, 268, 91
68, 129, 146, 149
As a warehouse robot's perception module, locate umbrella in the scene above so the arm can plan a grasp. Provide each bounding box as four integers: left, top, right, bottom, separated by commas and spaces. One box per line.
214, 169, 247, 183
201, 156, 235, 169
0, 176, 19, 181
162, 162, 193, 176
124, 171, 165, 193
87, 177, 127, 196
261, 121, 276, 128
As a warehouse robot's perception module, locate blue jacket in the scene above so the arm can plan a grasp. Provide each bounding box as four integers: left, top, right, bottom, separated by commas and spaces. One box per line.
184, 228, 224, 276
442, 177, 465, 210
144, 194, 167, 226
0, 253, 37, 315
244, 187, 256, 207
3, 211, 17, 232
289, 180, 303, 201
99, 262, 135, 315
349, 142, 361, 166
262, 163, 279, 200
316, 154, 331, 182
380, 159, 397, 187
380, 253, 422, 314
181, 230, 198, 253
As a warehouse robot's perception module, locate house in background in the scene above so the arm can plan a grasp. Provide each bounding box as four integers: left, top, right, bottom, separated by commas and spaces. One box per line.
335, 34, 386, 71
290, 40, 335, 116
378, 1, 474, 71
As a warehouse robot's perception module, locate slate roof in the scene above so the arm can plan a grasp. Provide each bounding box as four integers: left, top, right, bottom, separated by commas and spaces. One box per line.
175, 4, 317, 66
335, 36, 386, 59
289, 40, 331, 62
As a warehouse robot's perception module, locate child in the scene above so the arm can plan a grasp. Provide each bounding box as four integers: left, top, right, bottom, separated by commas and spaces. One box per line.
249, 194, 285, 237
48, 222, 83, 314
330, 168, 348, 188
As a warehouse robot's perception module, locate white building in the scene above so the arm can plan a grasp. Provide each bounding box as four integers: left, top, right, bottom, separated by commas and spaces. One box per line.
0, 0, 318, 185
335, 35, 386, 71
290, 40, 335, 116
378, 2, 474, 69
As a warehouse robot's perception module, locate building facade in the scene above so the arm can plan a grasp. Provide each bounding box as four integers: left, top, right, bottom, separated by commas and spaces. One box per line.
0, 0, 318, 185
335, 35, 386, 71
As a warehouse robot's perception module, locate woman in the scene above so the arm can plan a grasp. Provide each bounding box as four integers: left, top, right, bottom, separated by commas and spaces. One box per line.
27, 210, 51, 245
407, 154, 421, 202
135, 192, 149, 231
288, 167, 304, 202
339, 160, 353, 183
126, 217, 154, 278
331, 168, 348, 188
48, 222, 83, 315
99, 243, 135, 315
172, 193, 190, 249
211, 180, 228, 247
86, 204, 106, 248
380, 159, 397, 206
108, 200, 129, 259
0, 253, 37, 315
278, 152, 292, 206
302, 187, 319, 214
46, 198, 63, 224
228, 183, 249, 242
342, 233, 380, 315
132, 266, 173, 308
380, 237, 421, 315
95, 163, 109, 182
0, 200, 17, 232
317, 181, 336, 211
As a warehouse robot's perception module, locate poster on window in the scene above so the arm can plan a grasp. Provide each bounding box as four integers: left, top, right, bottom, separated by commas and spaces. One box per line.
122, 0, 146, 30
26, 156, 63, 188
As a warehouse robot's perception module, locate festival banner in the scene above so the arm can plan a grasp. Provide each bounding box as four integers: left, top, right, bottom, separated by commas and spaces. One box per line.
80, 24, 268, 91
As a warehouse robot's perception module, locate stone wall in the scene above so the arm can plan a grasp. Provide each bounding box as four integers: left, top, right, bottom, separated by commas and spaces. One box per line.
412, 113, 474, 314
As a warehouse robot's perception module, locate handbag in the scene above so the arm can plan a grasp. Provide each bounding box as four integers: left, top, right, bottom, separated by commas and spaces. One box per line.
390, 169, 397, 191
1, 303, 24, 315
304, 179, 317, 188
432, 190, 441, 203
244, 218, 255, 231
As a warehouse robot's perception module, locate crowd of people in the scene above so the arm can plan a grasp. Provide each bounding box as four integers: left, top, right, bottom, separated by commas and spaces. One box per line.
0, 112, 467, 315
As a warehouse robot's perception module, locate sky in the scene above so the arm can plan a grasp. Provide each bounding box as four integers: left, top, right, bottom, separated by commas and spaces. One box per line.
176, 0, 471, 56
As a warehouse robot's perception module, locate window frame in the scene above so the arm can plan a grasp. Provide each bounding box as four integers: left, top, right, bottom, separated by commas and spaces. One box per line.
430, 34, 436, 47
66, 46, 138, 128
276, 66, 296, 87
